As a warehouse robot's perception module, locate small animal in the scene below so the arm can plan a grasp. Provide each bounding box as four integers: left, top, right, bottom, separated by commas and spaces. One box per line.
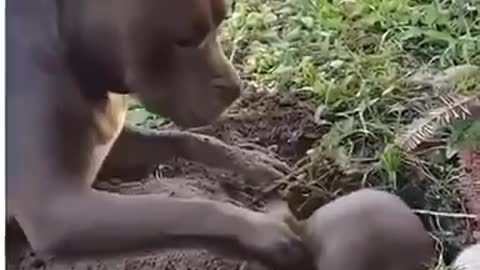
282, 188, 435, 270
6, 0, 310, 269
451, 242, 480, 270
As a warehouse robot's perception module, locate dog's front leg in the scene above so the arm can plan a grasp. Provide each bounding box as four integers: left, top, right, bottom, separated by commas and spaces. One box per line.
97, 125, 175, 181
98, 125, 291, 185
15, 187, 311, 270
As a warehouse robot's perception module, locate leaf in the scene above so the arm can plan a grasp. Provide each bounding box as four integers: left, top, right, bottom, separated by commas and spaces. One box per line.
462, 121, 480, 148
400, 27, 455, 44
447, 119, 473, 153
400, 27, 424, 40
396, 94, 480, 151
450, 120, 480, 149
443, 64, 480, 83
272, 64, 296, 75
445, 143, 459, 160
380, 144, 402, 188
300, 16, 315, 29
319, 118, 356, 151
320, 128, 342, 151
126, 109, 154, 126
337, 117, 355, 135
332, 146, 351, 171
423, 30, 455, 43
313, 104, 328, 124
381, 144, 402, 173
284, 27, 302, 41
329, 59, 344, 69
127, 98, 143, 110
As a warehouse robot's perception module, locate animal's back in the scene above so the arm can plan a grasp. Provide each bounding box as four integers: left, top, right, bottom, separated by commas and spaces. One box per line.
304, 189, 434, 270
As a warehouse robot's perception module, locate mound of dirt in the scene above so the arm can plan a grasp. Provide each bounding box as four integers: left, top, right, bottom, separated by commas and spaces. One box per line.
7, 89, 324, 270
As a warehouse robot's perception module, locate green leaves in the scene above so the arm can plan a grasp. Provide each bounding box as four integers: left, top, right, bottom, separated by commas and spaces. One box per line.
448, 119, 480, 153
126, 98, 168, 127
380, 144, 402, 187
126, 108, 154, 126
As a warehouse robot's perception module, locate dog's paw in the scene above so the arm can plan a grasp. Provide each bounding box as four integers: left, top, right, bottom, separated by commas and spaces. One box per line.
229, 144, 291, 185
239, 212, 314, 270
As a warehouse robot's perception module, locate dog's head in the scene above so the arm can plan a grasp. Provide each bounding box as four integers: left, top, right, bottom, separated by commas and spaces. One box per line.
58, 0, 242, 128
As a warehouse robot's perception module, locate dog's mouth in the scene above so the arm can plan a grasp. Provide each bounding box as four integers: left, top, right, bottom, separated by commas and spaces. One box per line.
132, 80, 240, 128
211, 79, 242, 106
137, 96, 221, 128
169, 110, 215, 128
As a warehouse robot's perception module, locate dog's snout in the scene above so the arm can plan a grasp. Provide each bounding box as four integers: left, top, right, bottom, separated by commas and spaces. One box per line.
218, 80, 242, 104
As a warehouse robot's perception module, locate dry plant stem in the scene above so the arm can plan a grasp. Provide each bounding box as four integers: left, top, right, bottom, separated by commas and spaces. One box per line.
413, 209, 477, 219
249, 156, 312, 206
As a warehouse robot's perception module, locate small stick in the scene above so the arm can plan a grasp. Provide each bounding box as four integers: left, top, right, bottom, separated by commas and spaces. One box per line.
413, 209, 478, 219
248, 158, 313, 207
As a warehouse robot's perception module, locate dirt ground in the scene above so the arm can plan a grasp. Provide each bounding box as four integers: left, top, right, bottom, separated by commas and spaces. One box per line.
6, 88, 324, 270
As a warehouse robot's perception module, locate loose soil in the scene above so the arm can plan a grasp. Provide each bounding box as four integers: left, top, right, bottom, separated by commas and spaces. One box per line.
6, 88, 472, 270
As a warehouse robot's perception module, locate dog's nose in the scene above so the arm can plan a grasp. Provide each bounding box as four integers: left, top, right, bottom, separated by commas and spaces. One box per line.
219, 80, 242, 104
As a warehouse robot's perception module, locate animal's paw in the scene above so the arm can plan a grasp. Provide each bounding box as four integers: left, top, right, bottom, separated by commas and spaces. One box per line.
229, 143, 291, 185
239, 212, 313, 270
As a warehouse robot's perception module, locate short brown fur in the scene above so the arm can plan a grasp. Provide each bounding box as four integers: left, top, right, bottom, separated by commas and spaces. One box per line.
301, 189, 435, 270
6, 0, 314, 269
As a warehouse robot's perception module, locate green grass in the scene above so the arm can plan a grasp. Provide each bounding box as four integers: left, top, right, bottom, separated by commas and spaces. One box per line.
219, 0, 478, 187
218, 0, 480, 268
223, 0, 480, 81
220, 0, 480, 182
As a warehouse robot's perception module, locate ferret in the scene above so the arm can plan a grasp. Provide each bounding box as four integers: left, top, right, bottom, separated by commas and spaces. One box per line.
282, 188, 435, 270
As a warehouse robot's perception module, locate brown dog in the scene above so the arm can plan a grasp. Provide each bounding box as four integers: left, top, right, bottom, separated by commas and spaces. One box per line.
291, 189, 435, 270
6, 0, 313, 269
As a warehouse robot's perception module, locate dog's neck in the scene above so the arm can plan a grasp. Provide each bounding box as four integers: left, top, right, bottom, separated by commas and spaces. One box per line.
65, 48, 130, 100
56, 0, 131, 99
61, 33, 130, 99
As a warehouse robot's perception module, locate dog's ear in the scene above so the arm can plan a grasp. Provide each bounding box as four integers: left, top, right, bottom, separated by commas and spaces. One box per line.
156, 0, 227, 47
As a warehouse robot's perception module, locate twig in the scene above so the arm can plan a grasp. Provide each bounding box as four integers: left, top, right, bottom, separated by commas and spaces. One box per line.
248, 157, 313, 207
413, 209, 478, 219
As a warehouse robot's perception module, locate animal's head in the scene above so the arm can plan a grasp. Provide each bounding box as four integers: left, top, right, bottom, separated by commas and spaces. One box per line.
57, 0, 242, 128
